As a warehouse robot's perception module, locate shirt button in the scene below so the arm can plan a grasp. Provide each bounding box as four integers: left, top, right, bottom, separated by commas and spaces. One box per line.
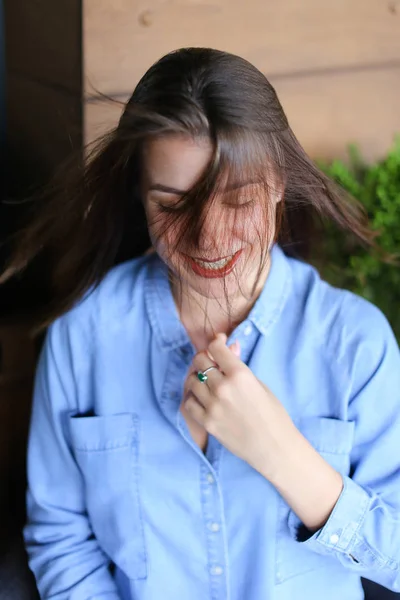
244, 324, 253, 336
330, 533, 340, 544
210, 565, 223, 576
206, 473, 215, 484
208, 522, 220, 532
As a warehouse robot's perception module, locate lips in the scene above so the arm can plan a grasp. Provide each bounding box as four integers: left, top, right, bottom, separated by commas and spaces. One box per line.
185, 249, 243, 279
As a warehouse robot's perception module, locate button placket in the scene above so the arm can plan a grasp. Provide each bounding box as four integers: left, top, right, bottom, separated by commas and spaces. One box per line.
201, 463, 229, 599
166, 350, 228, 597
159, 351, 188, 426
330, 533, 340, 544
243, 323, 253, 336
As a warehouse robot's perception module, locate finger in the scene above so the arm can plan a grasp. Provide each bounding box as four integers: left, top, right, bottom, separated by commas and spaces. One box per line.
192, 352, 224, 382
186, 372, 213, 409
184, 394, 206, 425
208, 333, 242, 376
229, 340, 241, 358
207, 333, 227, 362
209, 338, 240, 361
191, 351, 224, 395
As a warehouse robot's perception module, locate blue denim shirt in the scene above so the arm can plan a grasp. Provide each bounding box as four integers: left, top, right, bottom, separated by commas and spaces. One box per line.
24, 244, 400, 599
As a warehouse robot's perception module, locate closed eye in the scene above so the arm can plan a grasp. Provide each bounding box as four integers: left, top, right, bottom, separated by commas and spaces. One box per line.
223, 197, 256, 209
156, 200, 186, 213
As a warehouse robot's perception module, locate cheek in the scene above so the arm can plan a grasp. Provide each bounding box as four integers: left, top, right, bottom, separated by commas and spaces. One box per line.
235, 207, 276, 260
235, 206, 267, 242
146, 204, 166, 239
146, 208, 181, 254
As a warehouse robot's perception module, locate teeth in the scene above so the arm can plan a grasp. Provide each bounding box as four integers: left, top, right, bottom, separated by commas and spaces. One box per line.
194, 256, 232, 270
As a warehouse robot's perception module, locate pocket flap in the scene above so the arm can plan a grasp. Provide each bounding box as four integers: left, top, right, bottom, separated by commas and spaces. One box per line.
296, 416, 355, 455
69, 413, 138, 451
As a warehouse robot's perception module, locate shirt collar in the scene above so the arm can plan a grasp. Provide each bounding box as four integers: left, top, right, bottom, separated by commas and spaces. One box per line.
144, 243, 292, 351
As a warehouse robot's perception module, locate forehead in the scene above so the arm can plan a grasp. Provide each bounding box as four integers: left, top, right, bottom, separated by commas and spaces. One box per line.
142, 135, 213, 191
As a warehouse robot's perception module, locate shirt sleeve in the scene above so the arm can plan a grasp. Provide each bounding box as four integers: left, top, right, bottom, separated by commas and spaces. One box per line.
23, 316, 121, 599
287, 302, 400, 593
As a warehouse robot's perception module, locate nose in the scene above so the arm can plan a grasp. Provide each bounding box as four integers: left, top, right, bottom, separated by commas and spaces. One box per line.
191, 203, 239, 258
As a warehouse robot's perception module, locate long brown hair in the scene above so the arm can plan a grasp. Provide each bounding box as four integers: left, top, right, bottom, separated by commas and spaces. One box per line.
0, 47, 384, 333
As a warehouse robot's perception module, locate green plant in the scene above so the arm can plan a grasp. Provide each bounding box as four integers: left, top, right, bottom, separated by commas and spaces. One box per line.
313, 137, 400, 342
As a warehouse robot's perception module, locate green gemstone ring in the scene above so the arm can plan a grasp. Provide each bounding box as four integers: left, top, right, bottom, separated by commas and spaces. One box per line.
197, 366, 219, 383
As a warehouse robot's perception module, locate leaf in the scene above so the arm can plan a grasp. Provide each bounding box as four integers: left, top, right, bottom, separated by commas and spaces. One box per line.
314, 137, 400, 343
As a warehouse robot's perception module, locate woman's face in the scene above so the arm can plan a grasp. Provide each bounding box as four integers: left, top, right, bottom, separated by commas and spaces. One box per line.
142, 134, 281, 300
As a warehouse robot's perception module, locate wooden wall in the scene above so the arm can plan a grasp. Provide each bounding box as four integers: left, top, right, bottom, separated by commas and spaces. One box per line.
3, 0, 82, 317
5, 0, 82, 187
0, 319, 37, 542
83, 0, 400, 162
2, 1, 81, 541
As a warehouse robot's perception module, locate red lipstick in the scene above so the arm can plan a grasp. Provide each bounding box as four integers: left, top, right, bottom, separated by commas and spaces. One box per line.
185, 249, 243, 279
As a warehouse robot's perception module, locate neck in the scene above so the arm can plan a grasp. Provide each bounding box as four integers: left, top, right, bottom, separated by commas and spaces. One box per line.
171, 256, 271, 351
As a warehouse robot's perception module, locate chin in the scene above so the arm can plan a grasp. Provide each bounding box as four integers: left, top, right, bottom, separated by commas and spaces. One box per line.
183, 273, 242, 300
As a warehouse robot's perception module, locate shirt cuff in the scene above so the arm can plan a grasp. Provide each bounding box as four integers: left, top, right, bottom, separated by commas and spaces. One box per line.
287, 475, 370, 560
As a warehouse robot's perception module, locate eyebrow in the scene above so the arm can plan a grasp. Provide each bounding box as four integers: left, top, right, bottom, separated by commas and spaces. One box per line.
148, 181, 257, 195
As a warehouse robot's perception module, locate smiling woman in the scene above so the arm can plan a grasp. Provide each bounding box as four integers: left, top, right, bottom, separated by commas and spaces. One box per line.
1, 48, 400, 600
0, 47, 382, 334
141, 133, 281, 344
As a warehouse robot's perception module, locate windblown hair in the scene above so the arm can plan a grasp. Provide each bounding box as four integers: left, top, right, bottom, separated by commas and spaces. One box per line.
0, 48, 383, 333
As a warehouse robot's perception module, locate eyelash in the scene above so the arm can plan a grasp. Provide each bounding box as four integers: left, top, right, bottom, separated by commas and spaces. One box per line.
157, 198, 255, 213
157, 203, 184, 214
224, 198, 255, 209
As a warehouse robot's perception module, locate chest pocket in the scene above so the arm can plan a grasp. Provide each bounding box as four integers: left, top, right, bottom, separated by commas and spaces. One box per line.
69, 413, 147, 580
275, 416, 355, 585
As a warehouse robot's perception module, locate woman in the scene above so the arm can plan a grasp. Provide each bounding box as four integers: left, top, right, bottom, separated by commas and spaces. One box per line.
2, 48, 400, 599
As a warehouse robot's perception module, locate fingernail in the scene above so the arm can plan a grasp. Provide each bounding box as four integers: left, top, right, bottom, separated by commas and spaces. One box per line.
230, 340, 241, 357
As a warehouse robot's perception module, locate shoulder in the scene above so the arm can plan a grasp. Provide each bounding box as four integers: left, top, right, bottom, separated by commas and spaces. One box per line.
47, 254, 153, 356
69, 254, 150, 323
286, 253, 398, 370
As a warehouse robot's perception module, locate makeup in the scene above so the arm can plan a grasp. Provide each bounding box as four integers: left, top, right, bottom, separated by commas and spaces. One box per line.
185, 249, 243, 279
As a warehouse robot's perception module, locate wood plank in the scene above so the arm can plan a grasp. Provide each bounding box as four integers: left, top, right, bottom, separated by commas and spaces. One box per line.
0, 377, 35, 537
84, 66, 400, 162
5, 0, 81, 92
83, 0, 400, 97
0, 318, 36, 378
84, 97, 125, 147
7, 75, 82, 183
276, 66, 400, 162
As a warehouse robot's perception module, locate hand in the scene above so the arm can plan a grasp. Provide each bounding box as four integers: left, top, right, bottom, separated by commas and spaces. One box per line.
184, 333, 296, 480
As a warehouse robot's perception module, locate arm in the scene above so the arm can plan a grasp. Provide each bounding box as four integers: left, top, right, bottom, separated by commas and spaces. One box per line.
268, 308, 400, 592
267, 427, 344, 533
24, 317, 121, 599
